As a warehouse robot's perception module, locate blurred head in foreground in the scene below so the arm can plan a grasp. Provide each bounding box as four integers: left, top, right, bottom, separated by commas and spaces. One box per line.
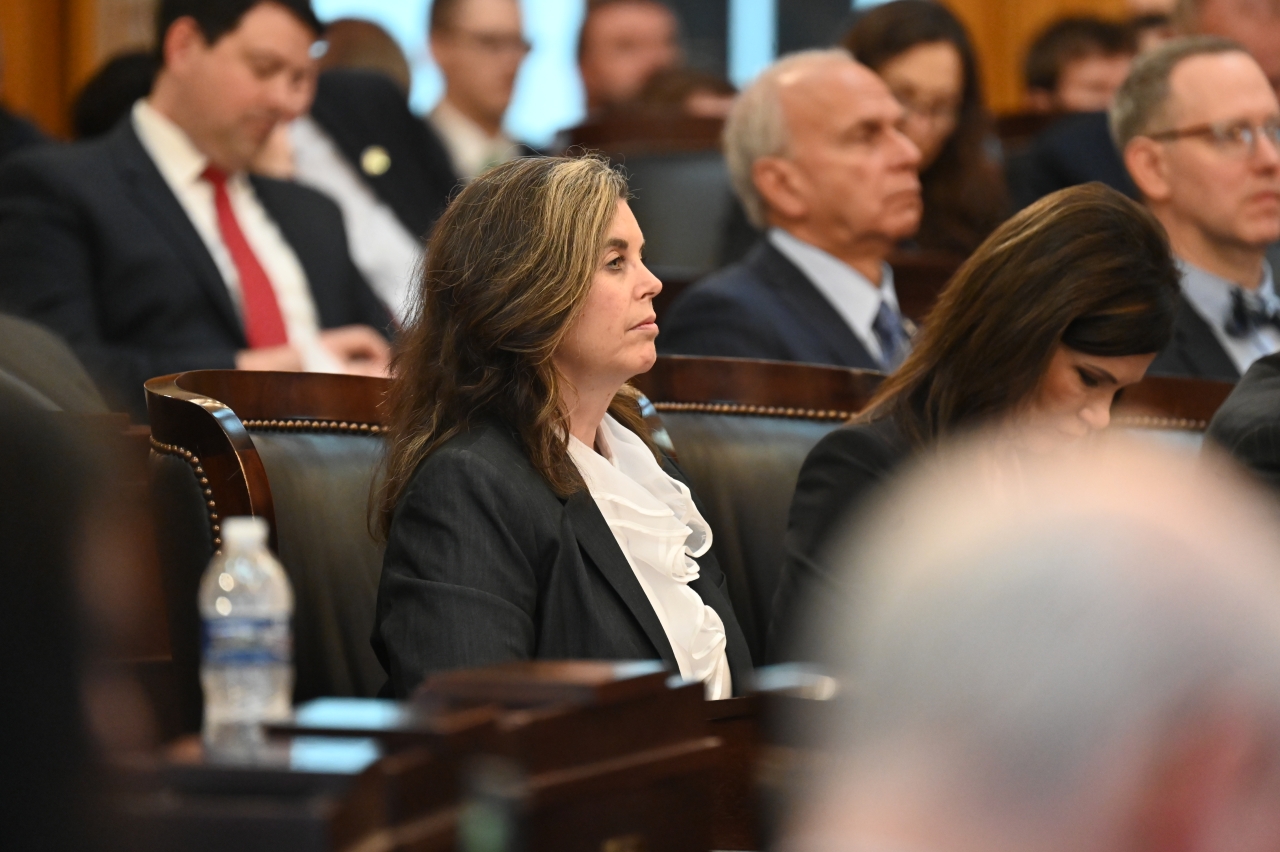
787, 437, 1280, 852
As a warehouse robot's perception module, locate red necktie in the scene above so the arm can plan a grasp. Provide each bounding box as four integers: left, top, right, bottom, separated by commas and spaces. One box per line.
201, 166, 289, 348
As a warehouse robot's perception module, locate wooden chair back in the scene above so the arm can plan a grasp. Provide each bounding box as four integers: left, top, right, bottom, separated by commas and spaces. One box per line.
1111, 373, 1235, 449
632, 356, 884, 661
145, 370, 391, 732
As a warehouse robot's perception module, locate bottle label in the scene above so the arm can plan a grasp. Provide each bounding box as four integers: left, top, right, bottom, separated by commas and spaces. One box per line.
202, 617, 292, 666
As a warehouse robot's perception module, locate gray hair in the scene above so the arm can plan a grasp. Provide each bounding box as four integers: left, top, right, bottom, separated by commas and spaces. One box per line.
722, 49, 853, 230
1109, 35, 1246, 150
804, 437, 1280, 834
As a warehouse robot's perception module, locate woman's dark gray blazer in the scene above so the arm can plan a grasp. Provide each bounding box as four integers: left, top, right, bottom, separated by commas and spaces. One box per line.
372, 419, 754, 697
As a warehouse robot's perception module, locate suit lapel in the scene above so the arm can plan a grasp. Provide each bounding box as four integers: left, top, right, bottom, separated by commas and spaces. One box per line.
563, 490, 680, 671
109, 122, 244, 343
751, 242, 879, 369
1176, 296, 1241, 381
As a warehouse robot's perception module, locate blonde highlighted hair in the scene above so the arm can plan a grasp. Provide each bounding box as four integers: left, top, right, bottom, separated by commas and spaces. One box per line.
376, 155, 655, 537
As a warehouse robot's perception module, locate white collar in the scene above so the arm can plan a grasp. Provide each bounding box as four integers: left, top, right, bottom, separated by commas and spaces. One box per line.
567, 415, 731, 699
132, 99, 215, 188
1178, 256, 1280, 325
429, 98, 517, 178
767, 228, 897, 360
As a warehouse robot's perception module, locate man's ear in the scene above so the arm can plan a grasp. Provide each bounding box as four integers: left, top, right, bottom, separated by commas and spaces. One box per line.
162, 17, 207, 74
752, 156, 807, 225
1125, 136, 1173, 203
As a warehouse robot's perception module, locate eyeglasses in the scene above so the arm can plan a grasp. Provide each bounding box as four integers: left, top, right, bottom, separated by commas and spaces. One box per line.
1146, 119, 1280, 158
444, 29, 532, 57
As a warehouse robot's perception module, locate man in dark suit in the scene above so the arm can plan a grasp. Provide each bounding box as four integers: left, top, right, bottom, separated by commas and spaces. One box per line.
0, 0, 391, 420
1112, 37, 1280, 383
1006, 111, 1138, 211
288, 68, 460, 320
0, 106, 46, 165
659, 50, 921, 370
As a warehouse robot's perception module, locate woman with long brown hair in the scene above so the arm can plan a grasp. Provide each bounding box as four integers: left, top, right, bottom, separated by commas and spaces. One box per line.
768, 182, 1181, 662
373, 155, 751, 698
844, 0, 1008, 255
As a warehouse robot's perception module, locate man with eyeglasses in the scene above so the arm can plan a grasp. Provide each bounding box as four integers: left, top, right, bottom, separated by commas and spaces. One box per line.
1112, 36, 1280, 381
428, 0, 531, 181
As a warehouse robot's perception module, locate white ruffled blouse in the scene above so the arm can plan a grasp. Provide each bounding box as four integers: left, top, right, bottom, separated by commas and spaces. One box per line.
567, 415, 732, 700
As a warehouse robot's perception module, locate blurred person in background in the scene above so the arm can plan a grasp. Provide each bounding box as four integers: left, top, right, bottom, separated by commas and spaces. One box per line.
1011, 0, 1280, 210
1114, 37, 1280, 381
317, 17, 412, 94
844, 0, 1008, 256
70, 51, 158, 140
1132, 12, 1177, 53
278, 64, 461, 321
0, 0, 392, 420
784, 435, 1280, 852
1179, 0, 1280, 91
578, 0, 681, 118
1024, 17, 1136, 113
660, 50, 921, 370
428, 0, 530, 180
769, 183, 1179, 663
635, 67, 736, 120
0, 32, 49, 164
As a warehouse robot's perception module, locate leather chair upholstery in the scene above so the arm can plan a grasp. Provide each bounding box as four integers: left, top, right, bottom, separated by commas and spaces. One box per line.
0, 312, 108, 413
146, 370, 390, 732
633, 357, 885, 662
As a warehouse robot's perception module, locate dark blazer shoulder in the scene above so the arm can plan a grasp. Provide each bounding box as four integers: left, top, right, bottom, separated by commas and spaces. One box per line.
792, 417, 910, 529
768, 416, 911, 663
1206, 353, 1280, 467
1149, 294, 1240, 382
660, 239, 878, 368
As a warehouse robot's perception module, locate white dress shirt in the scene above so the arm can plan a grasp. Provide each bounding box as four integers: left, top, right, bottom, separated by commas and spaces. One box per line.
767, 227, 901, 363
428, 98, 521, 181
1178, 257, 1280, 375
289, 115, 423, 322
132, 100, 340, 371
568, 415, 732, 700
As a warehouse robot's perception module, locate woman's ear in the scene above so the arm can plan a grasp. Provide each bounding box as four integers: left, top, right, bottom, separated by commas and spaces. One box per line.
752, 157, 808, 224
1124, 137, 1172, 203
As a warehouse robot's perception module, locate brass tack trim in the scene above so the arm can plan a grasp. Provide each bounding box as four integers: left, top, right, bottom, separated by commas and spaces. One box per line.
150, 436, 223, 554
242, 418, 384, 434
1111, 414, 1207, 432
651, 401, 857, 421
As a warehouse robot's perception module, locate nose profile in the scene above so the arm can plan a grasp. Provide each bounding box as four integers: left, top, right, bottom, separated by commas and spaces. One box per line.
641, 264, 663, 299
895, 127, 923, 170
1081, 397, 1112, 432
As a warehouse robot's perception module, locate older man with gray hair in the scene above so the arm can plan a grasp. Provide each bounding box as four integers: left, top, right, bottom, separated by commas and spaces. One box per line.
785, 436, 1280, 852
1112, 36, 1280, 381
659, 49, 922, 370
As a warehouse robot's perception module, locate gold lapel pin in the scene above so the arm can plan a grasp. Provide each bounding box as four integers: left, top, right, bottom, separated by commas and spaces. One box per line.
361, 145, 392, 176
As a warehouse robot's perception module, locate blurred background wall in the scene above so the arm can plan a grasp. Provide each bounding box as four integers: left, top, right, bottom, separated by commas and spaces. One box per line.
0, 0, 1129, 141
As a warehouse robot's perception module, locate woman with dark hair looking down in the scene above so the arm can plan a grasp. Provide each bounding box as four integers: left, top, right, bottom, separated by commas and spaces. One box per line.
768, 183, 1181, 663
373, 156, 751, 698
844, 0, 1008, 255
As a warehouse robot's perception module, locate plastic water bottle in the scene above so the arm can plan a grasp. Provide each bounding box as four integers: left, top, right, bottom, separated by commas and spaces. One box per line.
198, 516, 294, 754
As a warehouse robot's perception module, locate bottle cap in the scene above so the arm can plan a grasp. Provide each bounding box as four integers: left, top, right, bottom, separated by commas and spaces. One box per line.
222, 516, 269, 549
